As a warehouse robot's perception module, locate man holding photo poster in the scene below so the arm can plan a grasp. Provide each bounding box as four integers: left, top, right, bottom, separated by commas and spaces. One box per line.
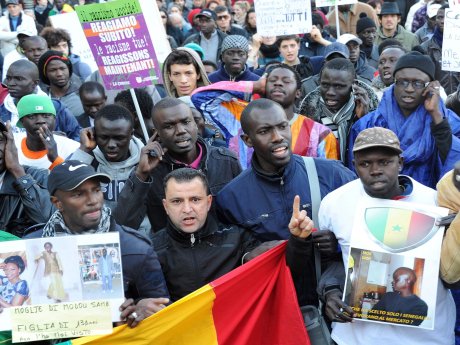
318, 127, 455, 345
26, 160, 170, 323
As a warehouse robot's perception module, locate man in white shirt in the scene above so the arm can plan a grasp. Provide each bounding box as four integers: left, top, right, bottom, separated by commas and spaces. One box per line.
318, 127, 455, 345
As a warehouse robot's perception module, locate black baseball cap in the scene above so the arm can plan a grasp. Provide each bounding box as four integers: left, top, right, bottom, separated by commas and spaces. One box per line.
48, 160, 111, 196
196, 9, 217, 21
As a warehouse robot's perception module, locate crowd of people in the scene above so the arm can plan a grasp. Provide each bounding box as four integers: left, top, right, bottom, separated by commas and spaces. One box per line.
0, 0, 460, 344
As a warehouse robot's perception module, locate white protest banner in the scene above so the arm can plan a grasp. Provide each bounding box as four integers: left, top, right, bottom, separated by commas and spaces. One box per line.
342, 199, 447, 330
315, 0, 357, 7
254, 0, 312, 36
0, 233, 124, 341
442, 9, 460, 72
49, 12, 98, 72
449, 0, 460, 9
75, 0, 170, 90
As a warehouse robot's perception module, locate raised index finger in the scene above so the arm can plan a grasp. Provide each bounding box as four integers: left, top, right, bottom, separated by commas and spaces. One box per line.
292, 195, 300, 218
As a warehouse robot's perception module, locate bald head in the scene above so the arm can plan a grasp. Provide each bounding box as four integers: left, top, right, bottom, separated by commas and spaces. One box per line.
392, 267, 417, 294
5, 60, 40, 99
240, 98, 286, 135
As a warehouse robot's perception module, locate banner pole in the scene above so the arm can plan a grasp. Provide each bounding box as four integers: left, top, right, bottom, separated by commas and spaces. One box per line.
335, 2, 340, 38
129, 88, 150, 143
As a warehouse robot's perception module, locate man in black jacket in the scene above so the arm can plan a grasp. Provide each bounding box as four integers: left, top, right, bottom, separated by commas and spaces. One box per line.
113, 97, 241, 234
122, 167, 316, 327
0, 121, 53, 237
26, 160, 170, 323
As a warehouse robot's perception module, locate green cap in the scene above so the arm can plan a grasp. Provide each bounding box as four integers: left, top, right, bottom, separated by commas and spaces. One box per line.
16, 94, 56, 128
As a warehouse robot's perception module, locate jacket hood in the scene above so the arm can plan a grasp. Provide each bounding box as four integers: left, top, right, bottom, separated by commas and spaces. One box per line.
162, 47, 210, 98
93, 136, 144, 176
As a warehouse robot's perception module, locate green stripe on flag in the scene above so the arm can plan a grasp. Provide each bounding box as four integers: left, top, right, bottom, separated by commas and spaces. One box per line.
365, 208, 389, 242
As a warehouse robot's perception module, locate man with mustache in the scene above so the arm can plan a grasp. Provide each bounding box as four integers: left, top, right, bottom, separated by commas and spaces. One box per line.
349, 51, 460, 188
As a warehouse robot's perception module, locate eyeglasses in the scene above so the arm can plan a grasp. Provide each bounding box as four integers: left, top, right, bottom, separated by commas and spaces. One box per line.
394, 79, 430, 90
217, 15, 230, 20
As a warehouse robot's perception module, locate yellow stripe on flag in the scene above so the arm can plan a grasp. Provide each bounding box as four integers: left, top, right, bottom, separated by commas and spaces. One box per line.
383, 208, 412, 248
71, 285, 218, 345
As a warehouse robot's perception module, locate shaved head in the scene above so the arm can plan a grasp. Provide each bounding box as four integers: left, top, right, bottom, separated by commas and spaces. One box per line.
10, 60, 39, 80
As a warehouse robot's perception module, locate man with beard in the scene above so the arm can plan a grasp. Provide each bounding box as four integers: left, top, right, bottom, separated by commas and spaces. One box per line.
208, 35, 259, 82
191, 63, 340, 168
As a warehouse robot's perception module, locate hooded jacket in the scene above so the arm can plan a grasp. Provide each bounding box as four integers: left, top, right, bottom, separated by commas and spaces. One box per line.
355, 50, 376, 83
162, 47, 210, 98
68, 137, 144, 210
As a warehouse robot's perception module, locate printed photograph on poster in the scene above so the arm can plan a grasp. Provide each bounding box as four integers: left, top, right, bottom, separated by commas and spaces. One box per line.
344, 248, 432, 329
78, 242, 122, 300
0, 233, 123, 331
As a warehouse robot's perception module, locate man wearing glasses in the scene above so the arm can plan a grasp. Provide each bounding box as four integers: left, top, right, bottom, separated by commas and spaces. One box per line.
213, 6, 248, 38
349, 51, 460, 189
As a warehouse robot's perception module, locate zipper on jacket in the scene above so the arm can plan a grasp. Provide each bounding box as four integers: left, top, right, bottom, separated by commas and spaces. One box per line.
190, 233, 196, 247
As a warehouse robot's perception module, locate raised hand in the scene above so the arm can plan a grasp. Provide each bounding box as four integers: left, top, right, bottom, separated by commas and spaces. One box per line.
135, 131, 167, 181
37, 125, 58, 163
288, 195, 314, 239
79, 127, 97, 153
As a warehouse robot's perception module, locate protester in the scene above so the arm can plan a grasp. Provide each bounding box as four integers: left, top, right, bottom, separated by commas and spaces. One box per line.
214, 6, 248, 38
216, 98, 355, 241
76, 81, 107, 128
421, 4, 460, 95
208, 35, 259, 82
0, 121, 53, 237
243, 8, 256, 36
318, 126, 455, 345
26, 161, 170, 323
114, 88, 155, 144
183, 9, 227, 64
299, 58, 379, 162
2, 28, 37, 81
1, 60, 81, 140
21, 36, 47, 66
356, 13, 379, 68
162, 47, 210, 98
0, 0, 37, 57
13, 94, 79, 169
37, 50, 84, 118
374, 1, 419, 51
337, 34, 376, 83
276, 35, 314, 80
349, 52, 460, 188
40, 27, 92, 83
113, 97, 241, 234
192, 63, 339, 165
371, 45, 407, 99
299, 15, 335, 58
415, 2, 441, 43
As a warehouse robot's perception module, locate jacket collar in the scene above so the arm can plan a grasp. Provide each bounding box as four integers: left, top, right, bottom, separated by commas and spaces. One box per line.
251, 152, 296, 183
166, 214, 217, 247
163, 136, 211, 171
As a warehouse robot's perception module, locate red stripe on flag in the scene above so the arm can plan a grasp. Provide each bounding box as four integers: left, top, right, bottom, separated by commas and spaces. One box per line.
407, 211, 435, 245
210, 242, 310, 345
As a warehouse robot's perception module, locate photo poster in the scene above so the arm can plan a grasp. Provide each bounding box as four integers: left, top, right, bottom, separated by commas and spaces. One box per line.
442, 9, 460, 72
315, 0, 357, 7
49, 12, 98, 73
342, 199, 447, 330
254, 0, 312, 36
75, 0, 170, 90
0, 232, 124, 332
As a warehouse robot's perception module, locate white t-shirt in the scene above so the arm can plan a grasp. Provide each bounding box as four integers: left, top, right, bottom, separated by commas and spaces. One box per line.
14, 132, 80, 169
318, 177, 455, 345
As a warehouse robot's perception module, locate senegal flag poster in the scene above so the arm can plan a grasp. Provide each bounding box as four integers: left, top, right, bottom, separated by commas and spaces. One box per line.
342, 199, 447, 330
